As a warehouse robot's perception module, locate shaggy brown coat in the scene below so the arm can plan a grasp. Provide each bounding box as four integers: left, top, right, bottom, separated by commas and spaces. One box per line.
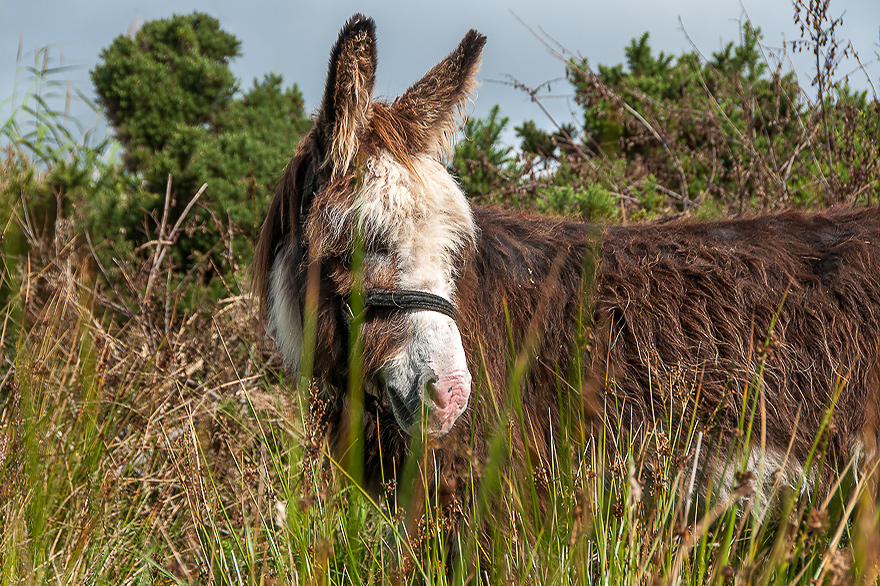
328, 204, 880, 505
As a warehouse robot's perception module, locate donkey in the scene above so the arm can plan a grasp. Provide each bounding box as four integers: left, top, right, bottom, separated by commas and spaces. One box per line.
254, 14, 880, 532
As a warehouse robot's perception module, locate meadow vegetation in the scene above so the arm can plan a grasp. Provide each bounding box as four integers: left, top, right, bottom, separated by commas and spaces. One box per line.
2, 4, 880, 584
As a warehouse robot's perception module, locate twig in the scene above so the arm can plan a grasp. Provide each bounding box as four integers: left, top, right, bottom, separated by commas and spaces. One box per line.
143, 182, 207, 302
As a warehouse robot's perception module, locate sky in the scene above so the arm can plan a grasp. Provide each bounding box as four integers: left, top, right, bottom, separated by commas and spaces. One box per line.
2, 0, 879, 147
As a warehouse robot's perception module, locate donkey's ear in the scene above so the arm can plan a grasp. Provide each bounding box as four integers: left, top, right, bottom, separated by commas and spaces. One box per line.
391, 30, 486, 160
317, 14, 377, 176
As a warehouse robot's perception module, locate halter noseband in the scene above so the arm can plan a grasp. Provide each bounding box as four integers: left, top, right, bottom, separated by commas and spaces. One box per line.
343, 288, 460, 326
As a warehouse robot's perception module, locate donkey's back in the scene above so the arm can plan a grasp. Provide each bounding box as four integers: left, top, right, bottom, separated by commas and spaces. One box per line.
588, 205, 880, 497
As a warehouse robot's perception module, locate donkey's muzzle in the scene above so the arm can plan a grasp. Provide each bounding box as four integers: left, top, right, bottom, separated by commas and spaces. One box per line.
384, 370, 427, 433
384, 366, 471, 438
380, 307, 472, 437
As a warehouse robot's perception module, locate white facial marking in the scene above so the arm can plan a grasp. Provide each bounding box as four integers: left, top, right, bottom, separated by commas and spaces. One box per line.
268, 241, 303, 374
423, 312, 472, 435
354, 150, 476, 436
354, 151, 475, 295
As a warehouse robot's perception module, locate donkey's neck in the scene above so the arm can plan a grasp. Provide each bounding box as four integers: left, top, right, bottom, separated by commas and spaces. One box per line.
456, 207, 599, 393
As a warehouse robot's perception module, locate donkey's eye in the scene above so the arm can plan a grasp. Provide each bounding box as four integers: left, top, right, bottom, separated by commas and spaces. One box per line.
370, 244, 391, 258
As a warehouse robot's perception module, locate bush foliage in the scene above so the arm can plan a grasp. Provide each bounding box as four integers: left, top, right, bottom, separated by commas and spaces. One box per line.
91, 12, 312, 269
453, 20, 879, 221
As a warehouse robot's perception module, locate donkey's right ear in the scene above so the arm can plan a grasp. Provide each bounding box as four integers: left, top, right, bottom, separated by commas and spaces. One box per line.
315, 14, 377, 178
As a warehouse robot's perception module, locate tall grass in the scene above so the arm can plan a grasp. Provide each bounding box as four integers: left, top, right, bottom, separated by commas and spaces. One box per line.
2, 42, 108, 165
2, 228, 879, 584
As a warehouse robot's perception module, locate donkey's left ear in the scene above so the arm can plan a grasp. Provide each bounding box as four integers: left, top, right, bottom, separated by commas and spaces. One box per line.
317, 14, 377, 177
391, 30, 486, 160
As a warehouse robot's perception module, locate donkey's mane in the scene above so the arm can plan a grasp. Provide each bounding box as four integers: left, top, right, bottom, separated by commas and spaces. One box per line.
368, 104, 426, 172
252, 130, 315, 326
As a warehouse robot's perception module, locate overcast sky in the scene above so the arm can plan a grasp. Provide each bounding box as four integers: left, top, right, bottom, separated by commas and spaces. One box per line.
2, 0, 878, 146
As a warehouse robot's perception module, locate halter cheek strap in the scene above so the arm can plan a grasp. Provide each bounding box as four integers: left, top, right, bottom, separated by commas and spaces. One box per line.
342, 288, 460, 326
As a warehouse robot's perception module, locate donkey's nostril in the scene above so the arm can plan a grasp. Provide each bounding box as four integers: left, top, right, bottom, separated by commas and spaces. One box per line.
423, 372, 439, 404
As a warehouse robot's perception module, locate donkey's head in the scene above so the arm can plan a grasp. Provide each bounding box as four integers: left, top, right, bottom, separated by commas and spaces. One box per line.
254, 15, 485, 438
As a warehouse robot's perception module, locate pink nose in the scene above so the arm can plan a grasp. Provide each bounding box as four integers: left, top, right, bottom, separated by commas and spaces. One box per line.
425, 371, 471, 436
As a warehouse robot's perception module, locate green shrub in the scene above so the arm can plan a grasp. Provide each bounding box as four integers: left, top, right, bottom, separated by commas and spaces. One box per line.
451, 104, 516, 198
470, 13, 879, 219
91, 12, 312, 270
538, 183, 616, 220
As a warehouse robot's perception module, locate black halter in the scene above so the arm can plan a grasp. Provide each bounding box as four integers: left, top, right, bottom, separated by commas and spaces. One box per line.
343, 288, 460, 326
